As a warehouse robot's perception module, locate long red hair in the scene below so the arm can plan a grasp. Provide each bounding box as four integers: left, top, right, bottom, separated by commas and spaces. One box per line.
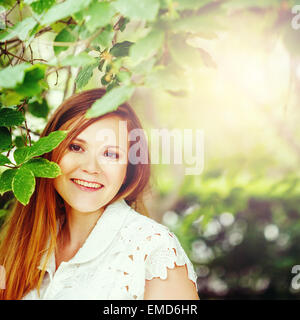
0, 88, 151, 300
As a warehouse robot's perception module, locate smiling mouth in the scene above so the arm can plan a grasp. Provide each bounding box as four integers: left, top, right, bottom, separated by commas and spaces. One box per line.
70, 178, 104, 190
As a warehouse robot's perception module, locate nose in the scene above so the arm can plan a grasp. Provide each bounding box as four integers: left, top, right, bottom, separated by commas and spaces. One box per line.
80, 152, 102, 175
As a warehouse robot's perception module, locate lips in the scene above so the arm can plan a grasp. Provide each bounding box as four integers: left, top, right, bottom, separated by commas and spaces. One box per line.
70, 178, 104, 191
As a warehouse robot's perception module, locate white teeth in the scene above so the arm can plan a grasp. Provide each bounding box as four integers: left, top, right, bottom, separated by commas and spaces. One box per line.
73, 179, 102, 189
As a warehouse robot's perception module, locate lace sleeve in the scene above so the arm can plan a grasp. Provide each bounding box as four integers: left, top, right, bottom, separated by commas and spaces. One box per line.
144, 228, 198, 289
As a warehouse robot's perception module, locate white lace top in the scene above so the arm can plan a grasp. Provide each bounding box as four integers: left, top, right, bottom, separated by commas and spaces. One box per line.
22, 199, 198, 300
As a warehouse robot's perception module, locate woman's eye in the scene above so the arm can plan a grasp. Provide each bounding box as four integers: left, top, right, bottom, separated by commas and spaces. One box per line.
104, 150, 119, 159
69, 144, 82, 152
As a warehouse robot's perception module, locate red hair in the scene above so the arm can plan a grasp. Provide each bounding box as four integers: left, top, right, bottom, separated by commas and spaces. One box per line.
0, 88, 151, 299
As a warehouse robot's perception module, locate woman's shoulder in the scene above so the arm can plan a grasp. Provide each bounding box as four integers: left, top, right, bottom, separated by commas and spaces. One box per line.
121, 207, 198, 286
123, 206, 171, 238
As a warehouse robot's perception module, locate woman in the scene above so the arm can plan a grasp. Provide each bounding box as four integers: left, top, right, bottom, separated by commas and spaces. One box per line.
0, 88, 199, 300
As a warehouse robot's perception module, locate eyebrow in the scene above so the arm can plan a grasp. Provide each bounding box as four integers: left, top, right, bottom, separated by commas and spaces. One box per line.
73, 138, 125, 152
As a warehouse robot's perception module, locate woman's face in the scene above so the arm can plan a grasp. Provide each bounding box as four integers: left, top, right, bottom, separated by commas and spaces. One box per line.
53, 115, 128, 215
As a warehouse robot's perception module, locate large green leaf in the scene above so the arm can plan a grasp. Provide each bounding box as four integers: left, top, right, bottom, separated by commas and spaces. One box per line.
13, 130, 68, 164
0, 154, 12, 166
0, 169, 17, 195
85, 1, 116, 33
0, 127, 12, 151
12, 166, 35, 205
22, 158, 61, 178
0, 108, 25, 126
85, 85, 135, 118
113, 0, 160, 21
0, 63, 31, 89
0, 17, 36, 41
129, 29, 164, 65
40, 0, 93, 25
13, 147, 31, 165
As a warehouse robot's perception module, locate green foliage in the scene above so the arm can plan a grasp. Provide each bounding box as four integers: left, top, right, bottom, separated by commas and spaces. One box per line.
13, 130, 68, 165
22, 158, 61, 178
12, 166, 36, 206
0, 126, 12, 151
28, 99, 50, 118
129, 29, 164, 65
0, 169, 16, 195
75, 63, 98, 89
85, 85, 135, 118
0, 108, 25, 126
112, 0, 160, 21
53, 25, 77, 55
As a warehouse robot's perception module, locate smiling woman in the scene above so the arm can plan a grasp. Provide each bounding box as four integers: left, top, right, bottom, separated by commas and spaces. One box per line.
0, 88, 199, 300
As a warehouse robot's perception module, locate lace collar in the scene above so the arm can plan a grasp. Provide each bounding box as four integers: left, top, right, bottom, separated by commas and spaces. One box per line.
38, 198, 132, 273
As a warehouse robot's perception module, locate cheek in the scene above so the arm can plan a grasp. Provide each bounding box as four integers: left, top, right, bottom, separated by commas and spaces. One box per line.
103, 163, 127, 186
58, 154, 76, 175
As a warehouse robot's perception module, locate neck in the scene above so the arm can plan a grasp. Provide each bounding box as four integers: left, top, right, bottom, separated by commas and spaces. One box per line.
59, 206, 105, 251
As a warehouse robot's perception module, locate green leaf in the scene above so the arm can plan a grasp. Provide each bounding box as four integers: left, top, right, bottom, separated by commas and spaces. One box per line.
85, 85, 135, 118
54, 25, 77, 55
28, 99, 50, 118
13, 147, 31, 165
0, 108, 25, 126
12, 166, 36, 205
14, 135, 27, 148
110, 41, 134, 57
91, 25, 114, 48
0, 127, 12, 151
0, 154, 12, 166
61, 52, 96, 67
22, 158, 61, 178
29, 130, 68, 158
0, 17, 37, 41
0, 63, 31, 89
30, 0, 56, 14
1, 0, 15, 8
85, 1, 116, 33
13, 130, 68, 164
0, 169, 16, 195
113, 0, 160, 21
15, 64, 46, 97
1, 91, 24, 107
75, 63, 98, 90
116, 71, 131, 84
129, 29, 164, 65
40, 0, 93, 25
